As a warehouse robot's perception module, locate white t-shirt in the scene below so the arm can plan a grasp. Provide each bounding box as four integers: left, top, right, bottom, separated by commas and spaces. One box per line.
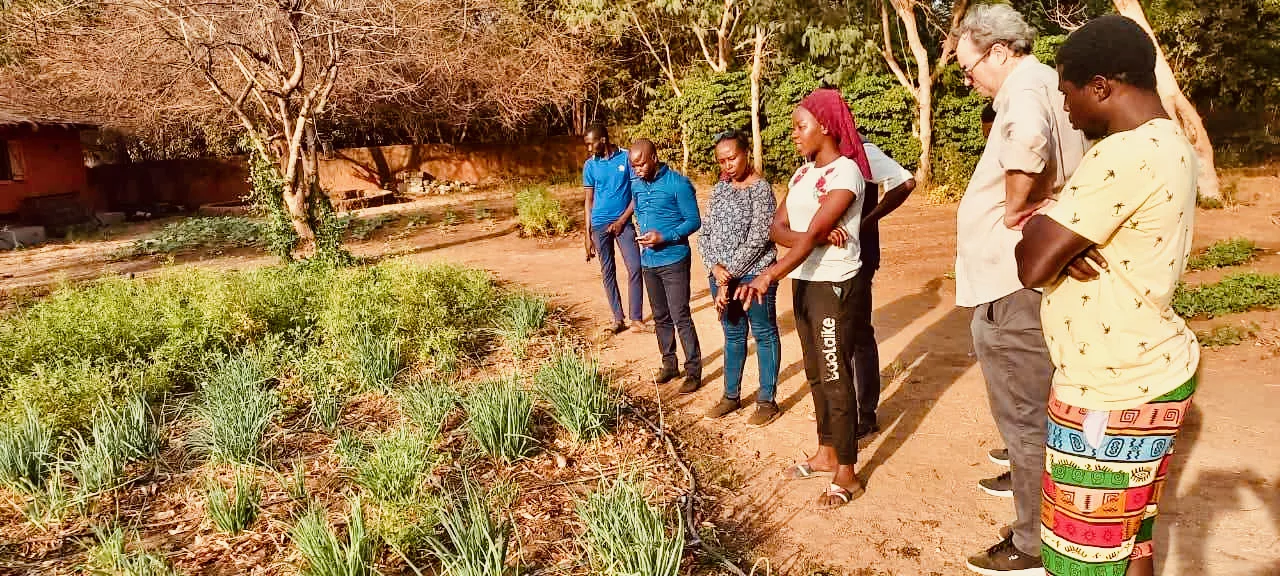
785, 156, 866, 282
864, 143, 913, 194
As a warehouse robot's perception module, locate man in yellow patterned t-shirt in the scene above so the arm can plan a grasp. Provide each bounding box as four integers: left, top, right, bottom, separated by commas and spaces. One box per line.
1015, 15, 1199, 576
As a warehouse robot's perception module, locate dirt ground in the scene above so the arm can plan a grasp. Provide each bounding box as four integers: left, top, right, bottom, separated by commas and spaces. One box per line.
2, 171, 1278, 575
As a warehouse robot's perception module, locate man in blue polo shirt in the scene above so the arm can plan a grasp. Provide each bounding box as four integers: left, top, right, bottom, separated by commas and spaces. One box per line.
583, 124, 646, 335
630, 139, 703, 393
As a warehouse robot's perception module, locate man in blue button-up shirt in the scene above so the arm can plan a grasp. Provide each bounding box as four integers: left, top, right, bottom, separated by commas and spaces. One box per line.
630, 139, 703, 393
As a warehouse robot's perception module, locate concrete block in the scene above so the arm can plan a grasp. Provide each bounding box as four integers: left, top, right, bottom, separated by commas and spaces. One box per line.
96, 212, 127, 226
0, 226, 47, 250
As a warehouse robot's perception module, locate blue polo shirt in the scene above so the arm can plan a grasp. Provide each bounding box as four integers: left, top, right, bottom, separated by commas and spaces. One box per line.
583, 148, 633, 228
632, 164, 701, 268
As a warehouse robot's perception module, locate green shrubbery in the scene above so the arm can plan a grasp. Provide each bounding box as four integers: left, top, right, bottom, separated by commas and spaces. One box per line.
112, 217, 265, 259
630, 70, 753, 176
0, 261, 507, 434
628, 62, 988, 192
514, 185, 574, 237
1174, 273, 1280, 318
1186, 238, 1258, 271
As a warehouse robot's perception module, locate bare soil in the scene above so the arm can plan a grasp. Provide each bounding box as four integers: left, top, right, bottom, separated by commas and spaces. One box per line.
2, 172, 1277, 575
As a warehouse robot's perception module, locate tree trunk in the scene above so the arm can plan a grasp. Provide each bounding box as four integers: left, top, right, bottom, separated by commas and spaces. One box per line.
281, 178, 317, 244
680, 122, 691, 174
889, 0, 934, 189
1112, 0, 1221, 200
750, 26, 766, 173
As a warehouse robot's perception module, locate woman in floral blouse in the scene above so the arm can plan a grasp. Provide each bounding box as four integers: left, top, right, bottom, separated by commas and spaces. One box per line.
698, 130, 782, 428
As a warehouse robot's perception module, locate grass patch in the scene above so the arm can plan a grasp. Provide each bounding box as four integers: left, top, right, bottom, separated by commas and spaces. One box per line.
514, 185, 573, 237
500, 293, 548, 358
1187, 238, 1258, 271
206, 469, 262, 534
22, 463, 72, 528
89, 393, 165, 465
0, 261, 503, 435
395, 375, 458, 439
187, 353, 281, 465
112, 216, 263, 259
0, 266, 320, 432
1173, 273, 1280, 318
70, 433, 123, 498
0, 407, 56, 493
291, 496, 377, 576
85, 525, 180, 576
1197, 180, 1240, 209
347, 329, 402, 390
577, 478, 684, 576
345, 427, 439, 504
428, 481, 511, 576
465, 376, 534, 463
1196, 323, 1259, 347
346, 215, 396, 241
309, 382, 346, 432
68, 395, 163, 499
535, 351, 616, 442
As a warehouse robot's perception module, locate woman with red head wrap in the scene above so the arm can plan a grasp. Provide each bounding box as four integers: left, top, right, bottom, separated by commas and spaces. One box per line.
736, 88, 873, 508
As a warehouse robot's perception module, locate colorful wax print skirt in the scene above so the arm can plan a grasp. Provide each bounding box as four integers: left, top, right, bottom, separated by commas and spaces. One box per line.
1041, 376, 1197, 576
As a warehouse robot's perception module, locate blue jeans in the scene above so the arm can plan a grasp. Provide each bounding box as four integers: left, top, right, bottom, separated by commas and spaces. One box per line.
592, 222, 644, 323
709, 275, 780, 404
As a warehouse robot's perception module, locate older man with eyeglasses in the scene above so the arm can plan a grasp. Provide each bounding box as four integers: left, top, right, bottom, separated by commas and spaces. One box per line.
952, 4, 1090, 575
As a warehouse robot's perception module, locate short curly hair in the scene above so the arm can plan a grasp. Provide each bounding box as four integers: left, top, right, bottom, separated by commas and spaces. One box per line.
1057, 15, 1158, 91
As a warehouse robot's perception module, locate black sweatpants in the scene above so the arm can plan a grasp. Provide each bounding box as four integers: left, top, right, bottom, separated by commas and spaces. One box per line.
793, 277, 864, 465
644, 257, 702, 379
849, 264, 879, 426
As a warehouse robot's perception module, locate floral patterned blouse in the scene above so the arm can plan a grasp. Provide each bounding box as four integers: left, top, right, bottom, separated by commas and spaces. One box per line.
697, 178, 777, 279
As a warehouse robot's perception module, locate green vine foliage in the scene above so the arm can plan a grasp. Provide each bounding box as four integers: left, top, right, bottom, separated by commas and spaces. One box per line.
307, 183, 355, 267
246, 147, 299, 263
245, 144, 353, 266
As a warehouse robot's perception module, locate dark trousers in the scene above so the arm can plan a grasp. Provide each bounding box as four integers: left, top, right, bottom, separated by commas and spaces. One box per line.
709, 275, 780, 403
644, 257, 701, 378
848, 265, 879, 425
592, 222, 644, 323
793, 277, 864, 466
970, 289, 1054, 557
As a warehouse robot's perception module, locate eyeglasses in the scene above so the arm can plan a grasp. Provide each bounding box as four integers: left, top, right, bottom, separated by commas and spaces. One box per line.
961, 44, 1000, 81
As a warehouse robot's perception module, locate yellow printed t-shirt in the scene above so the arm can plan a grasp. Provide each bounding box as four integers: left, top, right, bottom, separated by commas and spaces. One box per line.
1041, 119, 1200, 411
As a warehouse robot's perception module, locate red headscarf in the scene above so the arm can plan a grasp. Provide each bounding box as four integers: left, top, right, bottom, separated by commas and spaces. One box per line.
799, 88, 872, 183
